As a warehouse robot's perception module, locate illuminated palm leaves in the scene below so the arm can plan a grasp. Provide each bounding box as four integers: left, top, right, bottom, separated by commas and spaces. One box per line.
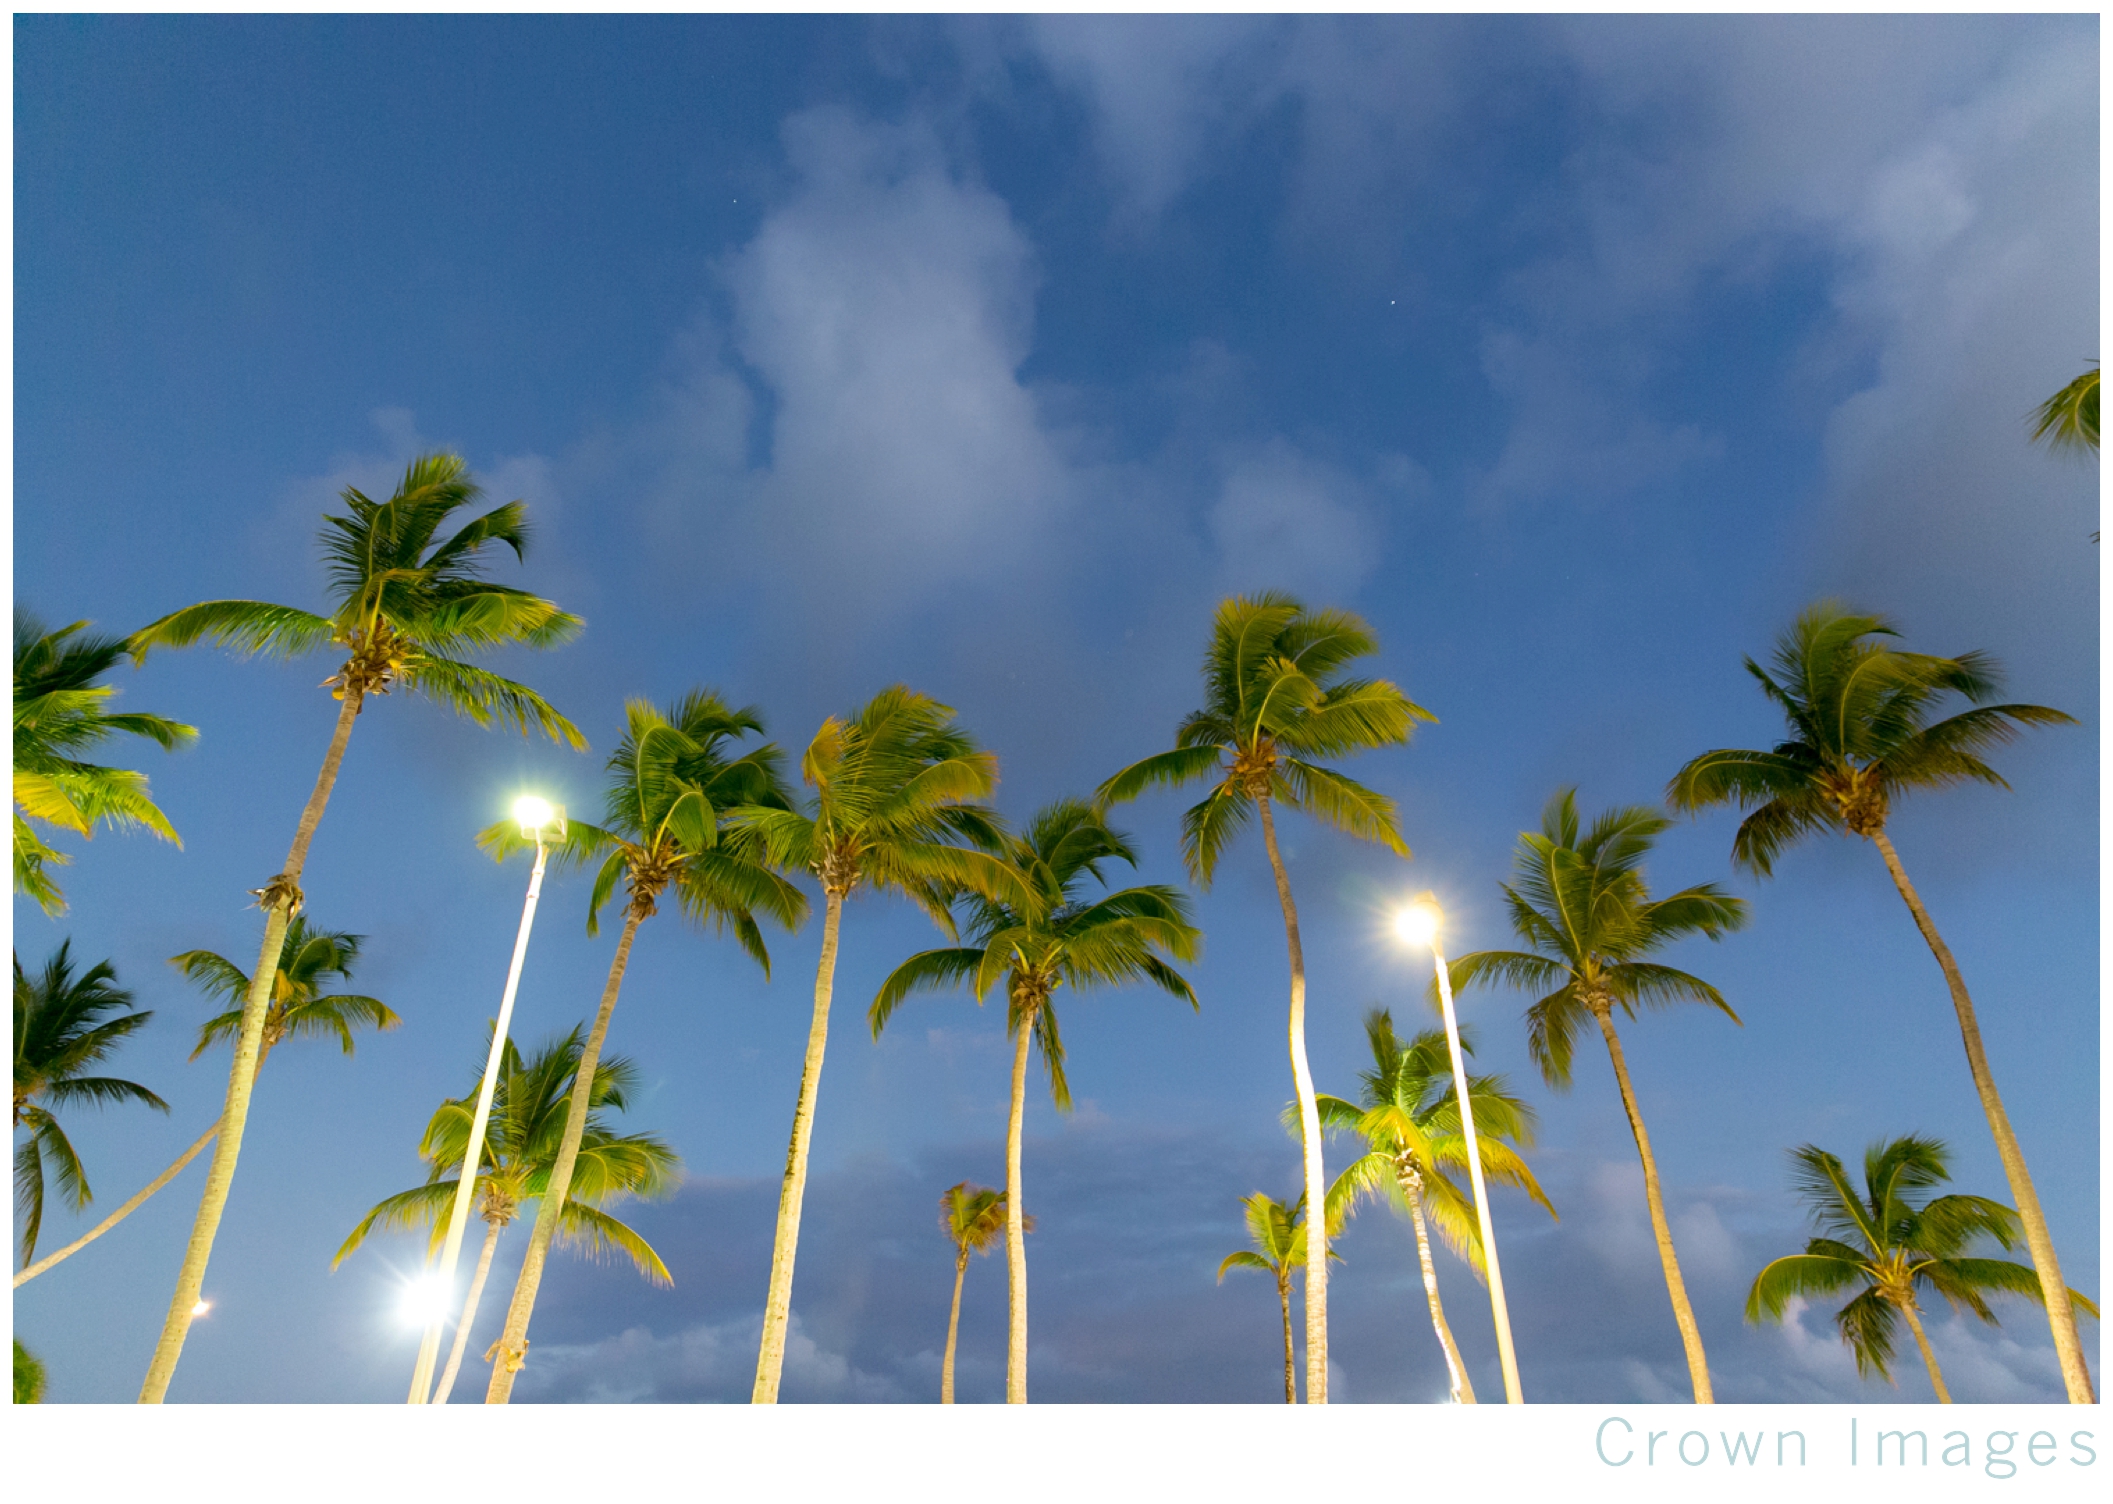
1096, 592, 1431, 884
127, 453, 583, 747
12, 944, 167, 1264
13, 611, 197, 914
172, 919, 398, 1065
1666, 602, 2074, 875
1746, 1136, 2098, 1393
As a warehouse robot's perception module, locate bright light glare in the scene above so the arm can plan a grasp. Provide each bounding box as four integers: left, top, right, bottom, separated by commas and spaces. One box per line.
1394, 903, 1441, 948
512, 795, 555, 833
190, 1299, 212, 1318
398, 1274, 452, 1328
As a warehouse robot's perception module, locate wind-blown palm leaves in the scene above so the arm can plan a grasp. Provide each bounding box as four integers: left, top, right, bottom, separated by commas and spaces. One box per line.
14, 610, 197, 914
1667, 602, 2091, 1403
13, 944, 166, 1267
733, 685, 1024, 1404
1098, 592, 1432, 1404
1747, 1136, 2099, 1403
872, 799, 1200, 1403
476, 690, 803, 1403
1446, 789, 1744, 1403
1319, 1009, 1553, 1404
125, 453, 583, 1403
937, 1182, 1027, 1404
2031, 363, 2099, 454
14, 919, 397, 1289
336, 1026, 679, 1405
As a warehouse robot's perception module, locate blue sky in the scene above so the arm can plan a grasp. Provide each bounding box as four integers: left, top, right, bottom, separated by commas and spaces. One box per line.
11, 15, 2098, 1404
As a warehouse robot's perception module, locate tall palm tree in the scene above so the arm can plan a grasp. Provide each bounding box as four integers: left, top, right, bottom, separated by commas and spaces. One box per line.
1446, 789, 1744, 1403
1747, 1136, 2099, 1403
936, 1182, 1028, 1404
336, 1026, 679, 1404
1667, 602, 2091, 1402
14, 918, 396, 1288
1319, 1009, 1554, 1404
13, 943, 166, 1266
14, 609, 197, 914
2031, 363, 2099, 454
125, 453, 583, 1403
732, 685, 1026, 1404
1097, 592, 1431, 1403
872, 800, 1201, 1403
477, 690, 804, 1403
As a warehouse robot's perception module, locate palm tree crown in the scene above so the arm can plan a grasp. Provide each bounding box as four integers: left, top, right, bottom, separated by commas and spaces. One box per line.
871, 798, 1201, 1109
335, 1026, 679, 1281
481, 690, 809, 953
1322, 1010, 1553, 1270
943, 1183, 1020, 1262
1450, 789, 1747, 1087
172, 919, 397, 1066
13, 943, 167, 1264
14, 609, 198, 914
1746, 1136, 2099, 1401
1095, 592, 1432, 884
126, 453, 584, 750
1665, 602, 2075, 874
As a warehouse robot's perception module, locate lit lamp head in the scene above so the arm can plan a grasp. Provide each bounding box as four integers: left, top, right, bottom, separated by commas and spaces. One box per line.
191, 1298, 212, 1318
512, 795, 563, 840
1393, 900, 1442, 949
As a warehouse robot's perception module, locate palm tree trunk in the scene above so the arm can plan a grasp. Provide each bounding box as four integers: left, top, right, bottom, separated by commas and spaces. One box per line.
140, 688, 362, 1403
1256, 792, 1327, 1404
1403, 1174, 1476, 1404
753, 887, 844, 1403
1004, 1007, 1032, 1404
1590, 1000, 1713, 1404
1898, 1297, 1952, 1404
1277, 1274, 1297, 1403
1870, 829, 2095, 1403
484, 904, 646, 1403
14, 1118, 220, 1288
433, 1219, 504, 1405
942, 1251, 968, 1404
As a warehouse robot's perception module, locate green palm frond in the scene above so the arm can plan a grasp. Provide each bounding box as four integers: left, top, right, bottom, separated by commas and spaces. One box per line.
2029, 363, 2098, 454
1670, 602, 2073, 869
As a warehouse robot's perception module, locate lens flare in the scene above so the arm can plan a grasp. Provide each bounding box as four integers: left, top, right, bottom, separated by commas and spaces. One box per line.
1394, 903, 1441, 947
190, 1299, 212, 1318
512, 795, 555, 832
398, 1274, 452, 1328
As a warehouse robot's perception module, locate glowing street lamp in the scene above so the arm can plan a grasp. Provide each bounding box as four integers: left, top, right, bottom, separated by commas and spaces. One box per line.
1394, 895, 1525, 1405
405, 796, 565, 1405
190, 1299, 211, 1318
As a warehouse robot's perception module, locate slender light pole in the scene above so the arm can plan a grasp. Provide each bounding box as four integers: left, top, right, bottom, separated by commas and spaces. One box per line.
1395, 896, 1525, 1405
405, 797, 564, 1405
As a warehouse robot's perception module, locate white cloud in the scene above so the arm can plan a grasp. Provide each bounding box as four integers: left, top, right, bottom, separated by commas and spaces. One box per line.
511, 1312, 909, 1404
721, 107, 1068, 621
1208, 438, 1379, 599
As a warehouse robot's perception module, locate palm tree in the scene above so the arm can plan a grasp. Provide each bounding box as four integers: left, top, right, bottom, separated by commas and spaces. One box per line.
1667, 602, 2091, 1403
1319, 1009, 1554, 1404
732, 685, 1027, 1404
125, 453, 582, 1403
13, 943, 166, 1267
14, 609, 197, 914
14, 1338, 46, 1403
872, 799, 1201, 1402
1747, 1136, 2100, 1403
13, 918, 396, 1289
1446, 789, 1744, 1403
1216, 1190, 1346, 1403
476, 691, 804, 1403
936, 1182, 1028, 1404
1097, 592, 1432, 1403
336, 1026, 679, 1404
2031, 363, 2099, 454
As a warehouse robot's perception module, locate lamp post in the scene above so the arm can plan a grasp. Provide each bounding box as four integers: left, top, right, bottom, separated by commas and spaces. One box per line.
405, 796, 564, 1405
1395, 896, 1525, 1405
